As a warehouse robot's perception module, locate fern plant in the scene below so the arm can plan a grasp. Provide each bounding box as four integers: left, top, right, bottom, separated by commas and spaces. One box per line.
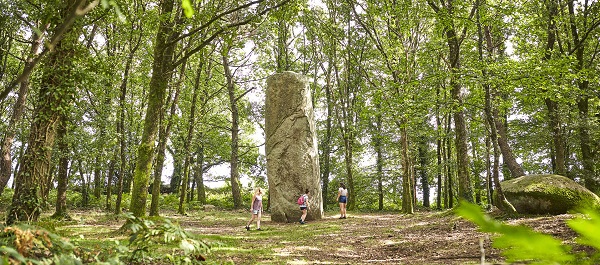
122, 212, 210, 264
457, 201, 600, 264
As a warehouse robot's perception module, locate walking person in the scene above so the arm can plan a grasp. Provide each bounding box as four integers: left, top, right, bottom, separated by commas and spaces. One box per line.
246, 188, 263, 231
298, 189, 309, 224
337, 183, 348, 219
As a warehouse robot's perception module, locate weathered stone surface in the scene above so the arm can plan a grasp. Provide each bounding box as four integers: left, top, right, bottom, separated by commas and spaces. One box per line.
500, 174, 600, 214
265, 71, 323, 222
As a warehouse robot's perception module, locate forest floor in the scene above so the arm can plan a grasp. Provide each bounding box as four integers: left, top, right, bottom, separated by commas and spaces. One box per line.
1, 207, 586, 264
175, 209, 579, 264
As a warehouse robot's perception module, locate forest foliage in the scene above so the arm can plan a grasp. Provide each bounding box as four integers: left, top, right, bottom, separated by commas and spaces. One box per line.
0, 0, 598, 236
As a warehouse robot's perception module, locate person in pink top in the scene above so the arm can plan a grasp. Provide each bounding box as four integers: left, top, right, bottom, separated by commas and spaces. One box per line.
245, 188, 264, 231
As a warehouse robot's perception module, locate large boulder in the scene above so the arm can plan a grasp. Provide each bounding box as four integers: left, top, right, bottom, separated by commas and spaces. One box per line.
500, 174, 600, 214
265, 71, 323, 223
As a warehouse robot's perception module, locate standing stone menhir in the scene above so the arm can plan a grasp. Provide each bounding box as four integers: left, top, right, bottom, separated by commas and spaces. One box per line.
265, 71, 323, 223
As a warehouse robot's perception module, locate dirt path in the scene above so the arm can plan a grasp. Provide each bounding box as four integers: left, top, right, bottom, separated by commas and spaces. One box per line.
176, 210, 581, 264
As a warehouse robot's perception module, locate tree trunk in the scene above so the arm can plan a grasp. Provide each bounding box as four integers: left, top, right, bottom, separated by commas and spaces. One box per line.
179, 60, 200, 214
436, 86, 443, 209
52, 115, 71, 220
493, 109, 525, 178
105, 148, 117, 211
445, 114, 454, 208
222, 49, 243, 209
6, 10, 80, 224
428, 0, 474, 203
567, 0, 598, 193
375, 110, 384, 211
129, 0, 178, 217
78, 160, 89, 207
542, 0, 567, 176
485, 132, 493, 207
0, 29, 45, 196
475, 5, 516, 212
150, 71, 182, 216
320, 74, 333, 207
170, 159, 182, 194
93, 97, 110, 199
401, 125, 413, 214
194, 144, 206, 204
419, 137, 429, 208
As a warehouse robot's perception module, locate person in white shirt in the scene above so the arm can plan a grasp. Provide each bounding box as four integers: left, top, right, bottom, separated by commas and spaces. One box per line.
336, 183, 348, 219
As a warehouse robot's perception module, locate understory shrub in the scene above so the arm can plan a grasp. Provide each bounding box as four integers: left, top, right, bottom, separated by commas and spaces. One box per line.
0, 213, 212, 264
457, 201, 600, 264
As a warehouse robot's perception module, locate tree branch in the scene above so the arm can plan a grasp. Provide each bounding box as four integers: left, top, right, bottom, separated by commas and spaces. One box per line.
171, 0, 290, 69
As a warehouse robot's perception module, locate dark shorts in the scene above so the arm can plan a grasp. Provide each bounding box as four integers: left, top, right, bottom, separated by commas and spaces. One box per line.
300, 206, 307, 210
339, 196, 347, 203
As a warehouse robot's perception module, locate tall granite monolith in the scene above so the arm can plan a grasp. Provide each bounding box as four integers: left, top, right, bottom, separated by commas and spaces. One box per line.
266, 71, 323, 222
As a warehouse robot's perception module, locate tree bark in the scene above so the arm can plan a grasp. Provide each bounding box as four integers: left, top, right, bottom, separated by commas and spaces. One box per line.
6, 7, 80, 224
0, 28, 45, 195
419, 137, 430, 208
543, 0, 567, 176
194, 143, 206, 204
436, 86, 443, 209
129, 0, 178, 217
105, 148, 117, 211
52, 115, 71, 220
179, 60, 201, 214
493, 110, 525, 178
374, 110, 384, 211
401, 125, 413, 214
445, 114, 454, 208
428, 0, 474, 203
567, 0, 598, 192
222, 50, 242, 209
475, 3, 517, 212
150, 68, 182, 216
320, 67, 333, 207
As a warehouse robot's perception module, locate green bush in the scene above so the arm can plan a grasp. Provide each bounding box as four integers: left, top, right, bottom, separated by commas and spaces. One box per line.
457, 201, 600, 264
0, 188, 13, 209
0, 213, 212, 264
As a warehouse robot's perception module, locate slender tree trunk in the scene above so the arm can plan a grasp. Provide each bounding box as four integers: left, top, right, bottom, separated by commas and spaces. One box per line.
566, 0, 598, 193
78, 160, 89, 207
477, 2, 525, 179
194, 144, 206, 204
130, 0, 178, 217
52, 115, 71, 220
485, 131, 493, 207
419, 137, 429, 208
446, 114, 454, 208
493, 109, 525, 178
222, 50, 243, 209
170, 160, 182, 194
341, 132, 355, 210
375, 110, 384, 211
542, 0, 567, 176
179, 60, 201, 214
93, 99, 110, 199
105, 148, 117, 211
475, 5, 516, 212
320, 75, 333, 207
436, 87, 443, 209
401, 125, 413, 214
275, 16, 290, 72
428, 0, 474, 203
150, 72, 182, 216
